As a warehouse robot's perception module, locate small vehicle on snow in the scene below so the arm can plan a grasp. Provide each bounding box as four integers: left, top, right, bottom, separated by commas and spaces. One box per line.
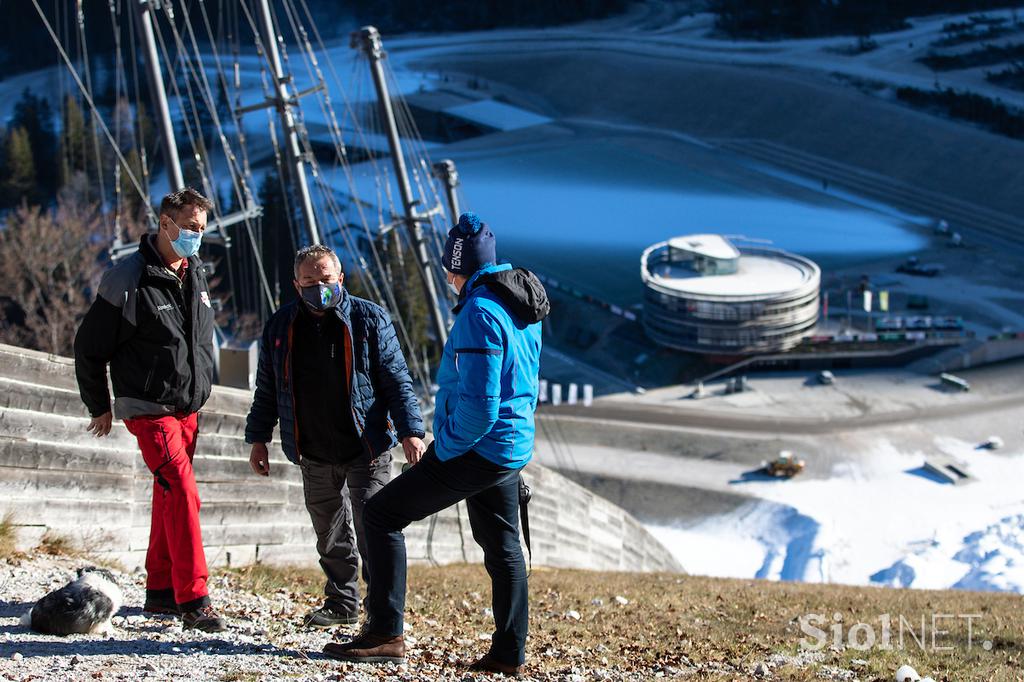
761, 451, 806, 478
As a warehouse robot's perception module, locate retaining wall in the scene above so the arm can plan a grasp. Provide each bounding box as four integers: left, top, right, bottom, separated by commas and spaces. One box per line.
0, 344, 680, 573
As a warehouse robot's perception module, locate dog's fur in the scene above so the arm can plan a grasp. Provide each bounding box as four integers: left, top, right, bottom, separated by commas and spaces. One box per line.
20, 567, 123, 636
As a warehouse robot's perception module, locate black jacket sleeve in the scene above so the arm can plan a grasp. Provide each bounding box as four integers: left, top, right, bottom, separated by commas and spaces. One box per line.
73, 268, 136, 417
244, 322, 279, 444
371, 308, 425, 439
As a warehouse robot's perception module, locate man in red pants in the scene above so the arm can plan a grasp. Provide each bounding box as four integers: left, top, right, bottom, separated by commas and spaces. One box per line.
74, 187, 225, 632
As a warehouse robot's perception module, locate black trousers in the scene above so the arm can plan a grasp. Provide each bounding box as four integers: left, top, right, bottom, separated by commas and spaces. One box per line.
299, 452, 391, 615
363, 444, 528, 666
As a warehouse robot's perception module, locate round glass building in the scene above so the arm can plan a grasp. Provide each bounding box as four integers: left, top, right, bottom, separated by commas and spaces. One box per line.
641, 235, 820, 354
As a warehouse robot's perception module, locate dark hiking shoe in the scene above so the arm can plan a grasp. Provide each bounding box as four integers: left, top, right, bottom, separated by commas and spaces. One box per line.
182, 606, 228, 632
468, 653, 524, 677
142, 590, 179, 616
303, 605, 360, 628
322, 632, 405, 663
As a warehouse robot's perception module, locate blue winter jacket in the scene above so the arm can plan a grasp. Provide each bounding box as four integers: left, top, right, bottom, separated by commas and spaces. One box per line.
244, 291, 425, 463
433, 263, 549, 467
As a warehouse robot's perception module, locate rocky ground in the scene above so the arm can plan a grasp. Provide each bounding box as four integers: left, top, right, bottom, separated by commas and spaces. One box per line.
0, 554, 687, 682
1, 552, 1020, 681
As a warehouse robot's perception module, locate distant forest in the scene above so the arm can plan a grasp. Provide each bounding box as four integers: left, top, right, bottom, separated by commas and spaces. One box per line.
1, 0, 630, 78
709, 0, 1023, 38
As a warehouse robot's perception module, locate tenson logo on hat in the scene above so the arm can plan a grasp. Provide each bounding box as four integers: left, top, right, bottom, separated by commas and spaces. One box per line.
450, 237, 464, 268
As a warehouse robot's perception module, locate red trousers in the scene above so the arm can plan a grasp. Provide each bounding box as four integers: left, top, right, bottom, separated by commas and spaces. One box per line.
124, 412, 210, 610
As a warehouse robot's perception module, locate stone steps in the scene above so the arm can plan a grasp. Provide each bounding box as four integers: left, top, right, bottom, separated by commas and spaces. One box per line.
0, 342, 682, 573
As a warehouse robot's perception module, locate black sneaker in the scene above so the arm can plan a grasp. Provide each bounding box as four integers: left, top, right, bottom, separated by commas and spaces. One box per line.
143, 589, 179, 616
303, 605, 360, 628
182, 605, 228, 632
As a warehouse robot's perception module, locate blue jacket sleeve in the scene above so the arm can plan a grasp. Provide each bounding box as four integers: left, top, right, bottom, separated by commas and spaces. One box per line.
434, 310, 504, 460
372, 307, 425, 439
245, 323, 279, 444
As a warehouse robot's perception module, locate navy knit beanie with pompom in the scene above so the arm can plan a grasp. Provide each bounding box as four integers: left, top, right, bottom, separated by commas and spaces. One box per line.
441, 212, 496, 276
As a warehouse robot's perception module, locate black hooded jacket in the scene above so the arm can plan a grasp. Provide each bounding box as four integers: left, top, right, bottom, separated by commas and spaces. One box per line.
74, 234, 216, 419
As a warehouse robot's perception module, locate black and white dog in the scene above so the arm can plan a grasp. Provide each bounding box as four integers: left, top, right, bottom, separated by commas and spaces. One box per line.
20, 567, 123, 636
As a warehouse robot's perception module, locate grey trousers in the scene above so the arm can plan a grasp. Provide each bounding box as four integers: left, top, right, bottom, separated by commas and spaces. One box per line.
299, 452, 392, 614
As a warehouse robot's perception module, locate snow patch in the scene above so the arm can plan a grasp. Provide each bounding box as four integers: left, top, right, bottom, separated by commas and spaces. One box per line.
873, 515, 1024, 592
648, 500, 822, 582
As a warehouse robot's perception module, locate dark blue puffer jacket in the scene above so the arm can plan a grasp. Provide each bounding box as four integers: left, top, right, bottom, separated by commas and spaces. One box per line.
244, 291, 425, 463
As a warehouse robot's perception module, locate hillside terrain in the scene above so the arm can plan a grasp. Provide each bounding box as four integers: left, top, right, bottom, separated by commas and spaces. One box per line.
0, 552, 1020, 681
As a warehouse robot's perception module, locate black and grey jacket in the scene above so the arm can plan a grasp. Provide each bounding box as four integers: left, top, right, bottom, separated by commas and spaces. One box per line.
73, 234, 216, 419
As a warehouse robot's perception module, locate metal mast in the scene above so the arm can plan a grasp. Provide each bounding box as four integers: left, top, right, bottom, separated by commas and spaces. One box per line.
353, 26, 449, 348
432, 159, 461, 224
135, 0, 183, 192
254, 0, 321, 246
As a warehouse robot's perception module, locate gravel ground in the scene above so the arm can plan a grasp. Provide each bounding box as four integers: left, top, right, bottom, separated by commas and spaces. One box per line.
0, 555, 674, 682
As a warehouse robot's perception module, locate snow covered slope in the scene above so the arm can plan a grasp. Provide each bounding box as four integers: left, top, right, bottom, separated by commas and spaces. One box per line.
649, 438, 1024, 593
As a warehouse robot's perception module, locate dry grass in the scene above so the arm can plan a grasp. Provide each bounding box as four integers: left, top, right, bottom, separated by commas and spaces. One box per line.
220, 563, 1024, 680
0, 513, 16, 559
36, 530, 77, 556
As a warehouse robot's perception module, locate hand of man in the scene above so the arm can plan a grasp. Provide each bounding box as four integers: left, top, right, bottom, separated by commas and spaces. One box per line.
402, 436, 426, 466
249, 443, 270, 476
86, 412, 113, 438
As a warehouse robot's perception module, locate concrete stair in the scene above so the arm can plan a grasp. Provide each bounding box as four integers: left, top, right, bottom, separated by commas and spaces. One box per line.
0, 343, 681, 573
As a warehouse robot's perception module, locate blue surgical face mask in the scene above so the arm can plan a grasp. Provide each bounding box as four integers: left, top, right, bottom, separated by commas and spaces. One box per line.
300, 282, 343, 311
167, 217, 203, 259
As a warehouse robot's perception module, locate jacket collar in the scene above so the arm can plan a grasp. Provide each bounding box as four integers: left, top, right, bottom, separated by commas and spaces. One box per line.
140, 232, 198, 282
453, 263, 512, 314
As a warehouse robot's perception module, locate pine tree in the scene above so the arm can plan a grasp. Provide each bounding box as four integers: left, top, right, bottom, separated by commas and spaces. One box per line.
59, 95, 89, 191
118, 147, 146, 223
385, 235, 438, 368
2, 127, 39, 207
9, 88, 57, 199
259, 169, 299, 302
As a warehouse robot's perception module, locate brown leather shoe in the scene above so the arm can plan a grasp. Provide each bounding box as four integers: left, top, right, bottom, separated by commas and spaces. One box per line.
323, 632, 405, 664
468, 653, 523, 677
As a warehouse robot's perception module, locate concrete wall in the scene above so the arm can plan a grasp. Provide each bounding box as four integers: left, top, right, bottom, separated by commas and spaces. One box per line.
909, 338, 1024, 374
0, 344, 680, 573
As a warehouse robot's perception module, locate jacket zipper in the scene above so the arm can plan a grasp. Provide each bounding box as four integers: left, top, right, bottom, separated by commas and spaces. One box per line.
284, 317, 301, 462
343, 321, 373, 456
143, 356, 157, 394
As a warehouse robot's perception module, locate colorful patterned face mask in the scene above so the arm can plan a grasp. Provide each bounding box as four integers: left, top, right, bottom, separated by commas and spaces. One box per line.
300, 282, 343, 311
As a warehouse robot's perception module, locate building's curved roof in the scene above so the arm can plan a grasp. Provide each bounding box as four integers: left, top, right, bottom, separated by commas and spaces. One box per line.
650, 255, 813, 297
667, 234, 740, 261
642, 236, 820, 301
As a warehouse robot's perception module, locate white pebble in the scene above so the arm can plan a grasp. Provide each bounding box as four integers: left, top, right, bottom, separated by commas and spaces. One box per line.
614, 595, 629, 605
896, 665, 920, 682
564, 610, 581, 621
11, 653, 23, 661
